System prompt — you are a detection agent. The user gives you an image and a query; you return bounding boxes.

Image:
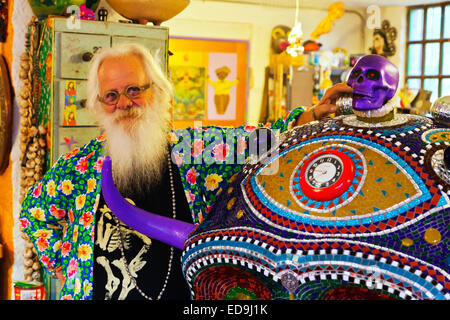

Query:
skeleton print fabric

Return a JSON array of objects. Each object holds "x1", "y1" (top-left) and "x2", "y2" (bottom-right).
[
  {"x1": 93, "y1": 197, "x2": 154, "y2": 300},
  {"x1": 92, "y1": 194, "x2": 190, "y2": 300}
]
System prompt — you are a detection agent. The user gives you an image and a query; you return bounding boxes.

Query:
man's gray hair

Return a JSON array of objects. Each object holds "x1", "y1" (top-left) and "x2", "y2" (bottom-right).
[{"x1": 86, "y1": 43, "x2": 173, "y2": 118}]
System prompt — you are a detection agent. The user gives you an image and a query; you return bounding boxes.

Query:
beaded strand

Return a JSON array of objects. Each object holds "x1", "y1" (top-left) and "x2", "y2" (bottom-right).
[{"x1": 114, "y1": 152, "x2": 176, "y2": 300}]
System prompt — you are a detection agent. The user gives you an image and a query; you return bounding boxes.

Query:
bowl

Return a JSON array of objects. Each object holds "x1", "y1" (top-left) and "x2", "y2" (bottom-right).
[{"x1": 106, "y1": 0, "x2": 190, "y2": 25}]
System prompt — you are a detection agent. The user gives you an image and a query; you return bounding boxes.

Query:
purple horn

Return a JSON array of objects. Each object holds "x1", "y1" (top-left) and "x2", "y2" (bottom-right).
[{"x1": 101, "y1": 156, "x2": 195, "y2": 250}]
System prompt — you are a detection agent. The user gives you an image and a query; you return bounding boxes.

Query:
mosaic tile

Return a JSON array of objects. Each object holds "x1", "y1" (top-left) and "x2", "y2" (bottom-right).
[{"x1": 182, "y1": 114, "x2": 450, "y2": 300}]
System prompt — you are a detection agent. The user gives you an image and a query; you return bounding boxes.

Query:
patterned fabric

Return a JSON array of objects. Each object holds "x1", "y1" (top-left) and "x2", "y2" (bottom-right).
[{"x1": 19, "y1": 107, "x2": 305, "y2": 300}]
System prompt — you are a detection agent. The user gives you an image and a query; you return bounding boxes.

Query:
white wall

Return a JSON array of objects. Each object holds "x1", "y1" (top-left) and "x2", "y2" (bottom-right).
[
  {"x1": 10, "y1": 0, "x2": 34, "y2": 298},
  {"x1": 364, "y1": 6, "x2": 408, "y2": 88},
  {"x1": 100, "y1": 0, "x2": 366, "y2": 125}
]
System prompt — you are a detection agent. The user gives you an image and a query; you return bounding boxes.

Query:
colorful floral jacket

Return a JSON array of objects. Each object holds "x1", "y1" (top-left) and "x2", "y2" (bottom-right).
[{"x1": 19, "y1": 108, "x2": 304, "y2": 300}]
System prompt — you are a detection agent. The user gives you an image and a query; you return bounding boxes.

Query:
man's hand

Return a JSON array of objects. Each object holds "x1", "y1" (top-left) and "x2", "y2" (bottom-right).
[{"x1": 295, "y1": 82, "x2": 352, "y2": 126}]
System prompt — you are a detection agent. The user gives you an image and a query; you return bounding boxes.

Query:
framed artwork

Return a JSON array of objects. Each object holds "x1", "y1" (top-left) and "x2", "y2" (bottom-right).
[
  {"x1": 0, "y1": 55, "x2": 12, "y2": 174},
  {"x1": 64, "y1": 80, "x2": 77, "y2": 126},
  {"x1": 59, "y1": 80, "x2": 93, "y2": 126},
  {"x1": 168, "y1": 36, "x2": 249, "y2": 129}
]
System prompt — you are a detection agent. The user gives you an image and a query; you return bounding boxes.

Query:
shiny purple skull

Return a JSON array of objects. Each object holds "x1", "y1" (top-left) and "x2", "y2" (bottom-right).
[{"x1": 347, "y1": 54, "x2": 399, "y2": 111}]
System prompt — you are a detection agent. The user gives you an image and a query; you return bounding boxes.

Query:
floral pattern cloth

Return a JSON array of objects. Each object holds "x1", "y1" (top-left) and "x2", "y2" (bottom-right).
[{"x1": 19, "y1": 107, "x2": 305, "y2": 300}]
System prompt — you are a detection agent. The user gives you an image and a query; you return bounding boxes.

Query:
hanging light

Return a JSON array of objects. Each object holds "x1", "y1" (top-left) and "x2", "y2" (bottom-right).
[{"x1": 286, "y1": 0, "x2": 304, "y2": 57}]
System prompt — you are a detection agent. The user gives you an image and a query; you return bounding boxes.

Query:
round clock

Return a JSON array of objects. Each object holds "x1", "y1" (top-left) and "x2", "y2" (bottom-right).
[
  {"x1": 0, "y1": 55, "x2": 12, "y2": 175},
  {"x1": 298, "y1": 149, "x2": 355, "y2": 201}
]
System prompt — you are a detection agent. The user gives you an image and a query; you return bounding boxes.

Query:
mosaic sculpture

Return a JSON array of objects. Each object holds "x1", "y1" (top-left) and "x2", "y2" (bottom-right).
[{"x1": 103, "y1": 54, "x2": 450, "y2": 300}]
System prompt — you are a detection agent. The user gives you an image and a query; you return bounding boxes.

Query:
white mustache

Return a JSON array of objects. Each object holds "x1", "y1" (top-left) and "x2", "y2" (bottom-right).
[
  {"x1": 100, "y1": 102, "x2": 170, "y2": 194},
  {"x1": 111, "y1": 106, "x2": 145, "y2": 122}
]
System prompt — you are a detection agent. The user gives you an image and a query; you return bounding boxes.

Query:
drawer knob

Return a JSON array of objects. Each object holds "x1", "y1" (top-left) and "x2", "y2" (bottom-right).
[
  {"x1": 82, "y1": 52, "x2": 94, "y2": 62},
  {"x1": 79, "y1": 99, "x2": 87, "y2": 109}
]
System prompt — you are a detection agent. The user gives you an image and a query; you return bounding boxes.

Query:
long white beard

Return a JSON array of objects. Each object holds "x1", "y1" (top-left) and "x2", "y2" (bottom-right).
[{"x1": 100, "y1": 103, "x2": 170, "y2": 194}]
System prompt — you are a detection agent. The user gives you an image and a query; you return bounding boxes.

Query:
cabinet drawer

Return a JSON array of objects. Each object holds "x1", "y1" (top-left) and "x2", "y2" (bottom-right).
[
  {"x1": 53, "y1": 126, "x2": 101, "y2": 163},
  {"x1": 56, "y1": 32, "x2": 110, "y2": 79},
  {"x1": 55, "y1": 80, "x2": 97, "y2": 126},
  {"x1": 112, "y1": 36, "x2": 167, "y2": 72}
]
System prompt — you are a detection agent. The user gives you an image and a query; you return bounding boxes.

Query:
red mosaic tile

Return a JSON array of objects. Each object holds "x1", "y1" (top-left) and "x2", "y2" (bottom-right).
[
  {"x1": 357, "y1": 225, "x2": 367, "y2": 233},
  {"x1": 341, "y1": 227, "x2": 350, "y2": 234},
  {"x1": 313, "y1": 226, "x2": 323, "y2": 233},
  {"x1": 349, "y1": 226, "x2": 358, "y2": 233},
  {"x1": 406, "y1": 211, "x2": 416, "y2": 220},
  {"x1": 387, "y1": 219, "x2": 397, "y2": 227}
]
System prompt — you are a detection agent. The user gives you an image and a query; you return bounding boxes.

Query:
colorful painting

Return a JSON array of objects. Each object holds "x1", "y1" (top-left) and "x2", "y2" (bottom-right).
[
  {"x1": 169, "y1": 37, "x2": 248, "y2": 129},
  {"x1": 64, "y1": 80, "x2": 77, "y2": 126},
  {"x1": 171, "y1": 64, "x2": 206, "y2": 121},
  {"x1": 207, "y1": 53, "x2": 239, "y2": 120}
]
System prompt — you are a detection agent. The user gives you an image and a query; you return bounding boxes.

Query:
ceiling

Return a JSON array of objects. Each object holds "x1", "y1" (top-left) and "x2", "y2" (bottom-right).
[{"x1": 201, "y1": 0, "x2": 447, "y2": 9}]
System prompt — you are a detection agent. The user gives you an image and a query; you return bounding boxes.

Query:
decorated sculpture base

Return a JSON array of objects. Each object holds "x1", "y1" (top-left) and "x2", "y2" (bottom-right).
[{"x1": 182, "y1": 113, "x2": 450, "y2": 300}]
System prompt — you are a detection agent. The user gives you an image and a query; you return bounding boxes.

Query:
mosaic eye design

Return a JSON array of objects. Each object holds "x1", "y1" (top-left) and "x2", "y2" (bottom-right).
[
  {"x1": 421, "y1": 128, "x2": 450, "y2": 144},
  {"x1": 243, "y1": 135, "x2": 437, "y2": 236}
]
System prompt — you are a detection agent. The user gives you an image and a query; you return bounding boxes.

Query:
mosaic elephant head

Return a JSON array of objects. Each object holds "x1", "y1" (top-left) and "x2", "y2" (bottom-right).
[{"x1": 102, "y1": 56, "x2": 450, "y2": 300}]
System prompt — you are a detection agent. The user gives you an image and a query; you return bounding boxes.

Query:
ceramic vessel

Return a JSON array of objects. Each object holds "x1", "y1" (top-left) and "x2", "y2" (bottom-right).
[{"x1": 106, "y1": 0, "x2": 190, "y2": 25}]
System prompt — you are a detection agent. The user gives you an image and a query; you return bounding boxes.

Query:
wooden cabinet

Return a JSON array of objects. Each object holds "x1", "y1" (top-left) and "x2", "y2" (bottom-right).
[
  {"x1": 36, "y1": 18, "x2": 168, "y2": 165},
  {"x1": 30, "y1": 18, "x2": 168, "y2": 300}
]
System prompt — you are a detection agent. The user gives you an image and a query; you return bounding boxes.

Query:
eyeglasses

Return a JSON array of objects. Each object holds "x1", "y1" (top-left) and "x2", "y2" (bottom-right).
[{"x1": 97, "y1": 83, "x2": 152, "y2": 105}]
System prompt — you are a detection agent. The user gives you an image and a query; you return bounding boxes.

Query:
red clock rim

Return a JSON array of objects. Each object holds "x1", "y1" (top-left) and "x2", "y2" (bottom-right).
[{"x1": 298, "y1": 149, "x2": 355, "y2": 202}]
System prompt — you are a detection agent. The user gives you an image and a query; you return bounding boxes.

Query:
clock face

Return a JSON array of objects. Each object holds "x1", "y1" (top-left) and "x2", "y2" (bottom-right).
[
  {"x1": 305, "y1": 154, "x2": 343, "y2": 188},
  {"x1": 298, "y1": 149, "x2": 355, "y2": 202}
]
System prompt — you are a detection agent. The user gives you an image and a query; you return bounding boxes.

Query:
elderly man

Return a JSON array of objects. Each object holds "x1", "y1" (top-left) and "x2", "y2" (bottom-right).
[{"x1": 20, "y1": 43, "x2": 351, "y2": 300}]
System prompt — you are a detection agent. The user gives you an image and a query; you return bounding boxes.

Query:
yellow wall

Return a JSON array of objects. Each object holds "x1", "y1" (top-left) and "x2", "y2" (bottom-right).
[{"x1": 0, "y1": 0, "x2": 15, "y2": 300}]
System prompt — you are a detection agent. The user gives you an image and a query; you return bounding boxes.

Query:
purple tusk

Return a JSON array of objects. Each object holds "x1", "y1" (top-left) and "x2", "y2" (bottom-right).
[{"x1": 101, "y1": 156, "x2": 195, "y2": 250}]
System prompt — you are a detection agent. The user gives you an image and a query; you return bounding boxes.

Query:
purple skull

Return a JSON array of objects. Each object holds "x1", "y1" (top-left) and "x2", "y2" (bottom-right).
[{"x1": 347, "y1": 54, "x2": 399, "y2": 111}]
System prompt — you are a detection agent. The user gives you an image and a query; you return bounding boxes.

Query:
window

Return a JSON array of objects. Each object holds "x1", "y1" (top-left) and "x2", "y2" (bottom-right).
[{"x1": 406, "y1": 2, "x2": 450, "y2": 102}]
